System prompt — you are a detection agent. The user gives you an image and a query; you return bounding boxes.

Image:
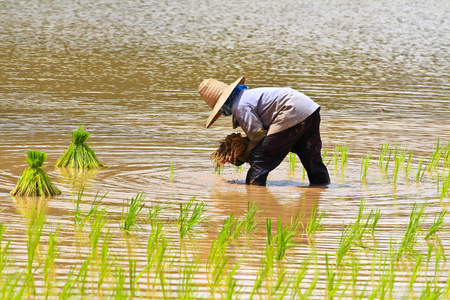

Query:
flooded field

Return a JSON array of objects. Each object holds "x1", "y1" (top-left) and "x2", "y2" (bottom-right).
[{"x1": 0, "y1": 0, "x2": 449, "y2": 298}]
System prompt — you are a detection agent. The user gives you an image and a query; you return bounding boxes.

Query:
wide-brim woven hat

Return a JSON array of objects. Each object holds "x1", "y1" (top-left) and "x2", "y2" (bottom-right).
[{"x1": 198, "y1": 76, "x2": 246, "y2": 128}]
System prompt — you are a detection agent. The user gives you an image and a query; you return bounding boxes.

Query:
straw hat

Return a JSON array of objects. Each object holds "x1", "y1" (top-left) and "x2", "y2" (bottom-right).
[{"x1": 198, "y1": 76, "x2": 246, "y2": 128}]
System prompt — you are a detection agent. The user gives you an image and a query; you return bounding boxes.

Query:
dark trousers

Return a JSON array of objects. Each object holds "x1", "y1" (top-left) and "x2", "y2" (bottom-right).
[{"x1": 246, "y1": 108, "x2": 330, "y2": 186}]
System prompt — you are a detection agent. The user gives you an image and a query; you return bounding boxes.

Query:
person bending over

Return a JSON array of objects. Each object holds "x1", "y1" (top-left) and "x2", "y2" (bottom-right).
[{"x1": 198, "y1": 76, "x2": 330, "y2": 186}]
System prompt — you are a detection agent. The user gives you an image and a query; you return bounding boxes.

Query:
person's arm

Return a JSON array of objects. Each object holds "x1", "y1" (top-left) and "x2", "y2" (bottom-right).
[
  {"x1": 232, "y1": 106, "x2": 267, "y2": 165},
  {"x1": 236, "y1": 128, "x2": 267, "y2": 162}
]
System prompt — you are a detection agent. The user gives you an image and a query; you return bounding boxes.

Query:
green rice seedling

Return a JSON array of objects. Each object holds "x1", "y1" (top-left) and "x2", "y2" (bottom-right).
[
  {"x1": 44, "y1": 226, "x2": 60, "y2": 299},
  {"x1": 0, "y1": 224, "x2": 11, "y2": 276},
  {"x1": 423, "y1": 242, "x2": 445, "y2": 298},
  {"x1": 270, "y1": 264, "x2": 290, "y2": 299},
  {"x1": 147, "y1": 222, "x2": 165, "y2": 261},
  {"x1": 153, "y1": 241, "x2": 174, "y2": 299},
  {"x1": 250, "y1": 235, "x2": 276, "y2": 299},
  {"x1": 341, "y1": 144, "x2": 348, "y2": 173},
  {"x1": 304, "y1": 252, "x2": 320, "y2": 299},
  {"x1": 335, "y1": 199, "x2": 375, "y2": 266},
  {"x1": 274, "y1": 211, "x2": 302, "y2": 261},
  {"x1": 135, "y1": 221, "x2": 165, "y2": 285},
  {"x1": 322, "y1": 151, "x2": 333, "y2": 167},
  {"x1": 85, "y1": 191, "x2": 108, "y2": 221},
  {"x1": 427, "y1": 137, "x2": 443, "y2": 172},
  {"x1": 386, "y1": 246, "x2": 397, "y2": 298},
  {"x1": 89, "y1": 211, "x2": 107, "y2": 256},
  {"x1": 170, "y1": 159, "x2": 174, "y2": 177},
  {"x1": 415, "y1": 158, "x2": 427, "y2": 182},
  {"x1": 333, "y1": 145, "x2": 340, "y2": 172},
  {"x1": 392, "y1": 153, "x2": 402, "y2": 185},
  {"x1": 179, "y1": 259, "x2": 199, "y2": 299},
  {"x1": 10, "y1": 150, "x2": 61, "y2": 197},
  {"x1": 73, "y1": 257, "x2": 91, "y2": 297},
  {"x1": 405, "y1": 150, "x2": 414, "y2": 179},
  {"x1": 110, "y1": 266, "x2": 128, "y2": 300},
  {"x1": 147, "y1": 203, "x2": 165, "y2": 222},
  {"x1": 369, "y1": 243, "x2": 395, "y2": 299},
  {"x1": 288, "y1": 152, "x2": 296, "y2": 173},
  {"x1": 325, "y1": 253, "x2": 343, "y2": 299},
  {"x1": 350, "y1": 199, "x2": 371, "y2": 242},
  {"x1": 147, "y1": 199, "x2": 171, "y2": 226},
  {"x1": 291, "y1": 253, "x2": 314, "y2": 299},
  {"x1": 72, "y1": 190, "x2": 84, "y2": 228},
  {"x1": 207, "y1": 218, "x2": 243, "y2": 294},
  {"x1": 360, "y1": 153, "x2": 372, "y2": 182},
  {"x1": 369, "y1": 209, "x2": 383, "y2": 235},
  {"x1": 129, "y1": 259, "x2": 137, "y2": 299},
  {"x1": 444, "y1": 255, "x2": 450, "y2": 298},
  {"x1": 58, "y1": 265, "x2": 77, "y2": 299},
  {"x1": 302, "y1": 167, "x2": 307, "y2": 180},
  {"x1": 335, "y1": 223, "x2": 356, "y2": 268},
  {"x1": 97, "y1": 230, "x2": 116, "y2": 294},
  {"x1": 347, "y1": 256, "x2": 361, "y2": 298},
  {"x1": 0, "y1": 272, "x2": 26, "y2": 300},
  {"x1": 26, "y1": 209, "x2": 46, "y2": 295},
  {"x1": 433, "y1": 238, "x2": 446, "y2": 281},
  {"x1": 424, "y1": 242, "x2": 433, "y2": 282},
  {"x1": 207, "y1": 242, "x2": 232, "y2": 296},
  {"x1": 306, "y1": 202, "x2": 326, "y2": 239},
  {"x1": 177, "y1": 196, "x2": 208, "y2": 238},
  {"x1": 425, "y1": 209, "x2": 447, "y2": 240},
  {"x1": 215, "y1": 165, "x2": 223, "y2": 175},
  {"x1": 419, "y1": 285, "x2": 443, "y2": 299},
  {"x1": 224, "y1": 263, "x2": 240, "y2": 300},
  {"x1": 207, "y1": 216, "x2": 240, "y2": 285},
  {"x1": 397, "y1": 202, "x2": 427, "y2": 261},
  {"x1": 55, "y1": 126, "x2": 107, "y2": 169},
  {"x1": 72, "y1": 188, "x2": 108, "y2": 229},
  {"x1": 235, "y1": 165, "x2": 242, "y2": 173},
  {"x1": 438, "y1": 170, "x2": 450, "y2": 201},
  {"x1": 136, "y1": 229, "x2": 167, "y2": 284},
  {"x1": 122, "y1": 192, "x2": 146, "y2": 234},
  {"x1": 266, "y1": 217, "x2": 272, "y2": 246},
  {"x1": 218, "y1": 202, "x2": 264, "y2": 240},
  {"x1": 407, "y1": 253, "x2": 423, "y2": 298},
  {"x1": 443, "y1": 141, "x2": 450, "y2": 169},
  {"x1": 241, "y1": 201, "x2": 264, "y2": 235},
  {"x1": 217, "y1": 213, "x2": 242, "y2": 242},
  {"x1": 378, "y1": 143, "x2": 391, "y2": 172}
]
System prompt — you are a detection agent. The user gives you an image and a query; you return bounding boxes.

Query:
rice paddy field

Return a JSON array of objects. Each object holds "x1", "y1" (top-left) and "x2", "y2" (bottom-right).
[{"x1": 0, "y1": 0, "x2": 449, "y2": 299}]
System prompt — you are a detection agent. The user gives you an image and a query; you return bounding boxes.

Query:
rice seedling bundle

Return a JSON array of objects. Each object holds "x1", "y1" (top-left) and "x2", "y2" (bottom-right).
[
  {"x1": 211, "y1": 133, "x2": 248, "y2": 170},
  {"x1": 10, "y1": 150, "x2": 61, "y2": 197},
  {"x1": 55, "y1": 126, "x2": 106, "y2": 169}
]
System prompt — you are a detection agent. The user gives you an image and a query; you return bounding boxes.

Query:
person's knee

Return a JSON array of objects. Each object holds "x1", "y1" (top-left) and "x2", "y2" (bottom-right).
[
  {"x1": 246, "y1": 170, "x2": 268, "y2": 186},
  {"x1": 309, "y1": 172, "x2": 330, "y2": 185}
]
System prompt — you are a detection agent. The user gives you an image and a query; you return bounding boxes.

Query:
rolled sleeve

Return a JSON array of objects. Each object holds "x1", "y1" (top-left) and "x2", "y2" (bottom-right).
[{"x1": 235, "y1": 105, "x2": 266, "y2": 142}]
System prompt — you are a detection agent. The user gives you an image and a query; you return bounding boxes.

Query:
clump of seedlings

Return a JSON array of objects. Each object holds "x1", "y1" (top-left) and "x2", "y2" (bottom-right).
[
  {"x1": 211, "y1": 133, "x2": 248, "y2": 170},
  {"x1": 10, "y1": 150, "x2": 61, "y2": 197},
  {"x1": 55, "y1": 126, "x2": 106, "y2": 169},
  {"x1": 360, "y1": 152, "x2": 372, "y2": 182}
]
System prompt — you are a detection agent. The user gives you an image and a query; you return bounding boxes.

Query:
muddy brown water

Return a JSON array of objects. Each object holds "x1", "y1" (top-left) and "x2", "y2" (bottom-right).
[{"x1": 0, "y1": 0, "x2": 449, "y2": 298}]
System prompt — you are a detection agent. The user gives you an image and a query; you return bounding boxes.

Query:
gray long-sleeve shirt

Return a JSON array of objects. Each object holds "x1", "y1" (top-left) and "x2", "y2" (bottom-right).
[{"x1": 231, "y1": 87, "x2": 320, "y2": 141}]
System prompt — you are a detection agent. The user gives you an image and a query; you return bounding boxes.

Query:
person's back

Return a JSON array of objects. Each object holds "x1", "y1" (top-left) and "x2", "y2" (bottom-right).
[{"x1": 233, "y1": 87, "x2": 320, "y2": 136}]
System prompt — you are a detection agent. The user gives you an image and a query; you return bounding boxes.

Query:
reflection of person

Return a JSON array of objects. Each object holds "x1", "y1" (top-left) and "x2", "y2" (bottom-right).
[
  {"x1": 198, "y1": 76, "x2": 330, "y2": 186},
  {"x1": 209, "y1": 185, "x2": 325, "y2": 239}
]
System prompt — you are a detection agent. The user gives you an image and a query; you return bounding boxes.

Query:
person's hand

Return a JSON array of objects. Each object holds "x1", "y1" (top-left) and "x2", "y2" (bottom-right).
[{"x1": 232, "y1": 129, "x2": 267, "y2": 166}]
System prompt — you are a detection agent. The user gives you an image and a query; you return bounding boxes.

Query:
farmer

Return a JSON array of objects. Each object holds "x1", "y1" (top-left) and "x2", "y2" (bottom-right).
[{"x1": 198, "y1": 76, "x2": 330, "y2": 186}]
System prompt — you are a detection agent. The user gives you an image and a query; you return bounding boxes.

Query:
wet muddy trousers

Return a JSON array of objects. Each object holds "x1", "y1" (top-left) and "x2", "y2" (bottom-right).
[{"x1": 245, "y1": 108, "x2": 330, "y2": 186}]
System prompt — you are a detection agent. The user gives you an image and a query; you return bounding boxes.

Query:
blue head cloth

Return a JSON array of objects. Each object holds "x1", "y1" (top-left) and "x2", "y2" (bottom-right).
[{"x1": 218, "y1": 84, "x2": 248, "y2": 128}]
